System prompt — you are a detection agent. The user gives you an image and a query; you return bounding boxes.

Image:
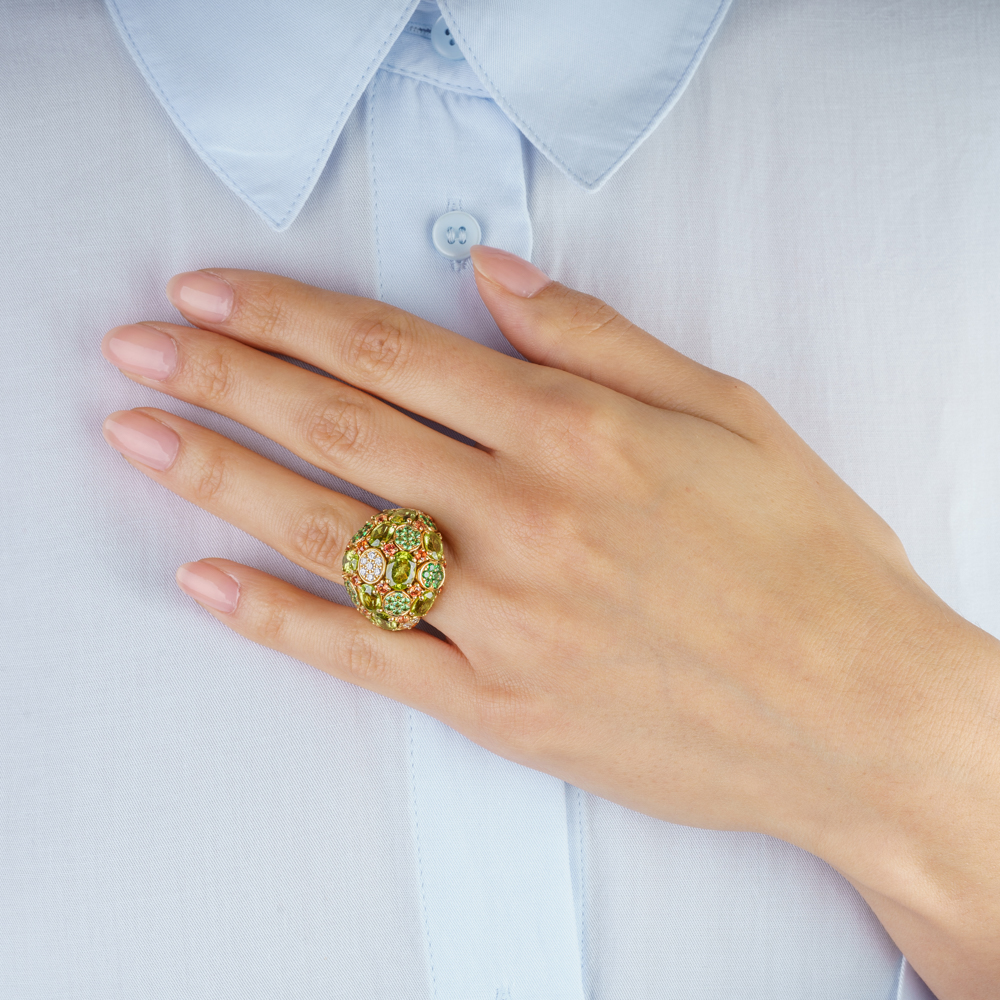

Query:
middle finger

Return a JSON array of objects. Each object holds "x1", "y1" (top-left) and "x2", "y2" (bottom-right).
[{"x1": 101, "y1": 321, "x2": 492, "y2": 518}]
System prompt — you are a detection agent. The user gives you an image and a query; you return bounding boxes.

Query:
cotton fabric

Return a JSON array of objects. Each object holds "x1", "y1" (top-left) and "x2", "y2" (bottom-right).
[{"x1": 2, "y1": 0, "x2": 995, "y2": 996}]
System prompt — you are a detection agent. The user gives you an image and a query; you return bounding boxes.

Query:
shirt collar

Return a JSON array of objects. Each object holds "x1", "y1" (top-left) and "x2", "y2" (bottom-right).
[{"x1": 105, "y1": 0, "x2": 732, "y2": 231}]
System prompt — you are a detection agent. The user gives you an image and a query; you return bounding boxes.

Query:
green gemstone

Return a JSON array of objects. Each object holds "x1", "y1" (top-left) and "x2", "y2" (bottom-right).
[
  {"x1": 370, "y1": 611, "x2": 398, "y2": 631},
  {"x1": 345, "y1": 581, "x2": 360, "y2": 608},
  {"x1": 393, "y1": 525, "x2": 421, "y2": 550},
  {"x1": 351, "y1": 522, "x2": 372, "y2": 543},
  {"x1": 383, "y1": 591, "x2": 412, "y2": 616},
  {"x1": 387, "y1": 551, "x2": 416, "y2": 590},
  {"x1": 419, "y1": 562, "x2": 444, "y2": 589},
  {"x1": 358, "y1": 584, "x2": 381, "y2": 611},
  {"x1": 422, "y1": 531, "x2": 443, "y2": 557},
  {"x1": 369, "y1": 522, "x2": 389, "y2": 544},
  {"x1": 412, "y1": 591, "x2": 436, "y2": 616},
  {"x1": 388, "y1": 511, "x2": 407, "y2": 524},
  {"x1": 342, "y1": 548, "x2": 359, "y2": 575}
]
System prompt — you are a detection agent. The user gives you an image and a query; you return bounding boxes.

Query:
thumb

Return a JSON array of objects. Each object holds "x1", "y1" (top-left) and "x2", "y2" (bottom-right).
[{"x1": 469, "y1": 245, "x2": 730, "y2": 417}]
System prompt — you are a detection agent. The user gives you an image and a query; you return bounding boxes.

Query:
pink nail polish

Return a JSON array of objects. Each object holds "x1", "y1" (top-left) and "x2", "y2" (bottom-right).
[
  {"x1": 165, "y1": 271, "x2": 234, "y2": 323},
  {"x1": 469, "y1": 245, "x2": 552, "y2": 297},
  {"x1": 102, "y1": 325, "x2": 177, "y2": 380},
  {"x1": 102, "y1": 410, "x2": 180, "y2": 471},
  {"x1": 176, "y1": 561, "x2": 241, "y2": 613}
]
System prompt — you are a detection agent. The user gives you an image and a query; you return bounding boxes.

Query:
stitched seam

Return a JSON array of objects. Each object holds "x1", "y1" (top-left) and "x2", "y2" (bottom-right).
[
  {"x1": 269, "y1": 5, "x2": 414, "y2": 228},
  {"x1": 408, "y1": 710, "x2": 438, "y2": 999},
  {"x1": 437, "y1": 0, "x2": 732, "y2": 188},
  {"x1": 104, "y1": 0, "x2": 420, "y2": 227},
  {"x1": 368, "y1": 72, "x2": 385, "y2": 302},
  {"x1": 895, "y1": 956, "x2": 908, "y2": 1000},
  {"x1": 380, "y1": 61, "x2": 491, "y2": 98},
  {"x1": 576, "y1": 786, "x2": 588, "y2": 994}
]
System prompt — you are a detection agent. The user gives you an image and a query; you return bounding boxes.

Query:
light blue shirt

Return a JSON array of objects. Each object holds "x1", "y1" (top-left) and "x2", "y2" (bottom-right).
[
  {"x1": 4, "y1": 0, "x2": 971, "y2": 995},
  {"x1": 105, "y1": 0, "x2": 733, "y2": 230}
]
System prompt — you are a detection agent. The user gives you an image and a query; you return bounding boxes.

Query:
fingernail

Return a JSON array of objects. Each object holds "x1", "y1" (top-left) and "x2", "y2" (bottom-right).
[
  {"x1": 102, "y1": 410, "x2": 180, "y2": 471},
  {"x1": 470, "y1": 245, "x2": 552, "y2": 297},
  {"x1": 101, "y1": 325, "x2": 177, "y2": 380},
  {"x1": 176, "y1": 561, "x2": 240, "y2": 613},
  {"x1": 166, "y1": 271, "x2": 234, "y2": 323}
]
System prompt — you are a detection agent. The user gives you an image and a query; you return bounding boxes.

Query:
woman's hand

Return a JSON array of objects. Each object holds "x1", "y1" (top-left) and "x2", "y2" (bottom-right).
[{"x1": 100, "y1": 247, "x2": 1000, "y2": 999}]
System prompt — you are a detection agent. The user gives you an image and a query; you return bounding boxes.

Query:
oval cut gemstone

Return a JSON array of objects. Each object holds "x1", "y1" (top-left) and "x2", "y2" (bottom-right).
[
  {"x1": 419, "y1": 562, "x2": 444, "y2": 589},
  {"x1": 412, "y1": 591, "x2": 436, "y2": 616},
  {"x1": 359, "y1": 584, "x2": 380, "y2": 611},
  {"x1": 393, "y1": 525, "x2": 421, "y2": 550},
  {"x1": 370, "y1": 611, "x2": 397, "y2": 630},
  {"x1": 358, "y1": 548, "x2": 386, "y2": 583},
  {"x1": 383, "y1": 591, "x2": 411, "y2": 616},
  {"x1": 423, "y1": 531, "x2": 443, "y2": 557},
  {"x1": 345, "y1": 581, "x2": 360, "y2": 608},
  {"x1": 342, "y1": 549, "x2": 359, "y2": 575},
  {"x1": 369, "y1": 522, "x2": 389, "y2": 544},
  {"x1": 387, "y1": 551, "x2": 416, "y2": 590}
]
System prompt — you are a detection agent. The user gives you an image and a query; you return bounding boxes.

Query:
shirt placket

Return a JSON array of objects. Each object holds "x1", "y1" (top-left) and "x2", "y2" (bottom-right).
[{"x1": 367, "y1": 15, "x2": 585, "y2": 1000}]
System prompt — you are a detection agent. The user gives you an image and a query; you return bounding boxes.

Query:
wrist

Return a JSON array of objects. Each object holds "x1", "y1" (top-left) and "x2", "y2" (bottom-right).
[{"x1": 810, "y1": 607, "x2": 1000, "y2": 996}]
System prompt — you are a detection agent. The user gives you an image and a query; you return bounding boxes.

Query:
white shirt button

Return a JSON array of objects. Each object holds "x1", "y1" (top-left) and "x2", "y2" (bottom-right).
[
  {"x1": 431, "y1": 211, "x2": 481, "y2": 260},
  {"x1": 431, "y1": 16, "x2": 465, "y2": 60}
]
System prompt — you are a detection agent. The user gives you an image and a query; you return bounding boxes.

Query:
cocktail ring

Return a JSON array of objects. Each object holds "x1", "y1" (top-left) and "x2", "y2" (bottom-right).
[{"x1": 341, "y1": 508, "x2": 447, "y2": 631}]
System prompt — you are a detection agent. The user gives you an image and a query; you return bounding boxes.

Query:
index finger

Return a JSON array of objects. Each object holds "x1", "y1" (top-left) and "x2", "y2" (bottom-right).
[{"x1": 165, "y1": 268, "x2": 551, "y2": 449}]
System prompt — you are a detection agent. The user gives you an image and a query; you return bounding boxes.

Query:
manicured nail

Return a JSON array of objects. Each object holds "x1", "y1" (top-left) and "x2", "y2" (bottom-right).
[
  {"x1": 470, "y1": 245, "x2": 552, "y2": 297},
  {"x1": 176, "y1": 561, "x2": 240, "y2": 613},
  {"x1": 101, "y1": 325, "x2": 177, "y2": 380},
  {"x1": 166, "y1": 271, "x2": 234, "y2": 323},
  {"x1": 102, "y1": 410, "x2": 180, "y2": 471}
]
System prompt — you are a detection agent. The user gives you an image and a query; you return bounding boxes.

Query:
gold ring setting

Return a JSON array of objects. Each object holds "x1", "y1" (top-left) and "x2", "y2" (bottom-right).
[{"x1": 341, "y1": 508, "x2": 447, "y2": 631}]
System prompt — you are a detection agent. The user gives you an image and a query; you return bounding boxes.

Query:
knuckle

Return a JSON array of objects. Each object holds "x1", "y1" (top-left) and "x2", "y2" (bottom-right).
[
  {"x1": 302, "y1": 395, "x2": 371, "y2": 466},
  {"x1": 338, "y1": 627, "x2": 390, "y2": 687},
  {"x1": 559, "y1": 290, "x2": 630, "y2": 341},
  {"x1": 290, "y1": 507, "x2": 349, "y2": 573},
  {"x1": 185, "y1": 347, "x2": 237, "y2": 406},
  {"x1": 237, "y1": 278, "x2": 290, "y2": 344},
  {"x1": 189, "y1": 446, "x2": 230, "y2": 504},
  {"x1": 343, "y1": 308, "x2": 413, "y2": 384},
  {"x1": 474, "y1": 691, "x2": 523, "y2": 748},
  {"x1": 530, "y1": 386, "x2": 619, "y2": 460},
  {"x1": 505, "y1": 497, "x2": 556, "y2": 549},
  {"x1": 724, "y1": 378, "x2": 777, "y2": 431},
  {"x1": 257, "y1": 592, "x2": 296, "y2": 645},
  {"x1": 473, "y1": 678, "x2": 555, "y2": 756},
  {"x1": 727, "y1": 378, "x2": 766, "y2": 409}
]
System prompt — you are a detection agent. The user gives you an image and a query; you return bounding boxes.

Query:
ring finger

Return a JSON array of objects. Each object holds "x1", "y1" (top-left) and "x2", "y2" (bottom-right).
[{"x1": 100, "y1": 406, "x2": 462, "y2": 630}]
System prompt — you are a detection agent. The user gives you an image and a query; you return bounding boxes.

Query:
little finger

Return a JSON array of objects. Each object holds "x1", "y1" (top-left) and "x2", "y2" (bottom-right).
[{"x1": 175, "y1": 558, "x2": 475, "y2": 723}]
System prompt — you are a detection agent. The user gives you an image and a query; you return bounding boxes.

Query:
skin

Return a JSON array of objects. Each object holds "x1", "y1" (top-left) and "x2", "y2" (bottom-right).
[{"x1": 100, "y1": 249, "x2": 1000, "y2": 999}]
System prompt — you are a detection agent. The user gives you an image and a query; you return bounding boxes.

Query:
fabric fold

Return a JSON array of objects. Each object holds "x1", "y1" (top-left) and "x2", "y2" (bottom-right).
[
  {"x1": 439, "y1": 0, "x2": 734, "y2": 191},
  {"x1": 104, "y1": 0, "x2": 419, "y2": 230},
  {"x1": 104, "y1": 0, "x2": 732, "y2": 229}
]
